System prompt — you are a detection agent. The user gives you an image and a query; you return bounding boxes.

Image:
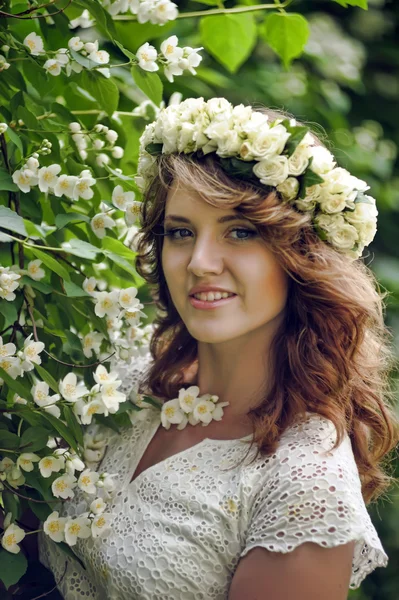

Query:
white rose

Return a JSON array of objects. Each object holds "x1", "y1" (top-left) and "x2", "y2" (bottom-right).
[
  {"x1": 309, "y1": 146, "x2": 336, "y2": 174},
  {"x1": 253, "y1": 155, "x2": 289, "y2": 187},
  {"x1": 241, "y1": 124, "x2": 289, "y2": 161},
  {"x1": 344, "y1": 197, "x2": 378, "y2": 225},
  {"x1": 318, "y1": 191, "x2": 348, "y2": 214},
  {"x1": 277, "y1": 177, "x2": 300, "y2": 201},
  {"x1": 287, "y1": 144, "x2": 311, "y2": 176}
]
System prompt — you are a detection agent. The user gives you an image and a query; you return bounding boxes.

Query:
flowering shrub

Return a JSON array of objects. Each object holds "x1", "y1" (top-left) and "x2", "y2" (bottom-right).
[{"x1": 0, "y1": 0, "x2": 369, "y2": 592}]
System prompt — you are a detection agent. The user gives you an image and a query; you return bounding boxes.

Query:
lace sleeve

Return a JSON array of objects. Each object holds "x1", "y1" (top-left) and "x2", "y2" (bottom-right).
[{"x1": 241, "y1": 415, "x2": 388, "y2": 589}]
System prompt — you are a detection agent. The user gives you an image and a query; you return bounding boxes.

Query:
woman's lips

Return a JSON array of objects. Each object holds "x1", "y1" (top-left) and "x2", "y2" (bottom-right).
[{"x1": 188, "y1": 294, "x2": 237, "y2": 310}]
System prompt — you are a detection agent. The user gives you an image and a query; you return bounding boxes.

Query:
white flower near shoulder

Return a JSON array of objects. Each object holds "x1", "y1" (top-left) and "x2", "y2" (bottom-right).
[
  {"x1": 178, "y1": 386, "x2": 200, "y2": 413},
  {"x1": 192, "y1": 397, "x2": 216, "y2": 425},
  {"x1": 93, "y1": 290, "x2": 120, "y2": 318},
  {"x1": 23, "y1": 32, "x2": 44, "y2": 56},
  {"x1": 0, "y1": 336, "x2": 16, "y2": 358},
  {"x1": 12, "y1": 168, "x2": 37, "y2": 193},
  {"x1": 124, "y1": 201, "x2": 142, "y2": 226},
  {"x1": 118, "y1": 286, "x2": 139, "y2": 310},
  {"x1": 59, "y1": 372, "x2": 88, "y2": 403},
  {"x1": 91, "y1": 213, "x2": 116, "y2": 239},
  {"x1": 54, "y1": 175, "x2": 78, "y2": 199},
  {"x1": 39, "y1": 455, "x2": 64, "y2": 478},
  {"x1": 91, "y1": 512, "x2": 112, "y2": 538},
  {"x1": 82, "y1": 331, "x2": 103, "y2": 358},
  {"x1": 80, "y1": 398, "x2": 106, "y2": 425},
  {"x1": 18, "y1": 333, "x2": 45, "y2": 371},
  {"x1": 43, "y1": 59, "x2": 62, "y2": 77},
  {"x1": 210, "y1": 401, "x2": 229, "y2": 421},
  {"x1": 1, "y1": 523, "x2": 25, "y2": 554},
  {"x1": 52, "y1": 473, "x2": 77, "y2": 499},
  {"x1": 64, "y1": 515, "x2": 91, "y2": 546},
  {"x1": 27, "y1": 259, "x2": 45, "y2": 281},
  {"x1": 38, "y1": 164, "x2": 61, "y2": 193},
  {"x1": 16, "y1": 452, "x2": 40, "y2": 472},
  {"x1": 43, "y1": 511, "x2": 66, "y2": 543},
  {"x1": 93, "y1": 364, "x2": 119, "y2": 385},
  {"x1": 65, "y1": 453, "x2": 85, "y2": 476},
  {"x1": 112, "y1": 185, "x2": 135, "y2": 211},
  {"x1": 101, "y1": 380, "x2": 126, "y2": 413},
  {"x1": 97, "y1": 472, "x2": 117, "y2": 495},
  {"x1": 90, "y1": 497, "x2": 106, "y2": 515},
  {"x1": 253, "y1": 155, "x2": 289, "y2": 186},
  {"x1": 83, "y1": 277, "x2": 98, "y2": 295},
  {"x1": 78, "y1": 468, "x2": 99, "y2": 494},
  {"x1": 136, "y1": 42, "x2": 158, "y2": 72},
  {"x1": 73, "y1": 174, "x2": 96, "y2": 200},
  {"x1": 161, "y1": 398, "x2": 186, "y2": 429},
  {"x1": 277, "y1": 177, "x2": 300, "y2": 201}
]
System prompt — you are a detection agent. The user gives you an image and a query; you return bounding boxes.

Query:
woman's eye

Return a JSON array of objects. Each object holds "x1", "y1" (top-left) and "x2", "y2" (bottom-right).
[{"x1": 163, "y1": 227, "x2": 257, "y2": 241}]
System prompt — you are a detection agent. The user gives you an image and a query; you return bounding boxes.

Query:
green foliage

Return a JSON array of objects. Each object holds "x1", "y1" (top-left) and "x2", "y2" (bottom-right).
[{"x1": 262, "y1": 13, "x2": 310, "y2": 68}]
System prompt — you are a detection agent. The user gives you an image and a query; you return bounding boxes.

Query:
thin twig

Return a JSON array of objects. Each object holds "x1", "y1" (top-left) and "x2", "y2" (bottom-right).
[
  {"x1": 3, "y1": 483, "x2": 61, "y2": 504},
  {"x1": 0, "y1": 0, "x2": 73, "y2": 19}
]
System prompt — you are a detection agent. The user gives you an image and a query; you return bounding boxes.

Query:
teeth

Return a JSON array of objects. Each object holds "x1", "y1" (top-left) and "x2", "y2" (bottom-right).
[{"x1": 193, "y1": 291, "x2": 234, "y2": 302}]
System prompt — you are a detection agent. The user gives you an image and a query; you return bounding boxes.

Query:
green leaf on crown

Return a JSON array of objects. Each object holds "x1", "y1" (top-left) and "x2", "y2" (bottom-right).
[
  {"x1": 354, "y1": 191, "x2": 373, "y2": 204},
  {"x1": 145, "y1": 143, "x2": 163, "y2": 155},
  {"x1": 298, "y1": 167, "x2": 324, "y2": 199},
  {"x1": 281, "y1": 119, "x2": 309, "y2": 157}
]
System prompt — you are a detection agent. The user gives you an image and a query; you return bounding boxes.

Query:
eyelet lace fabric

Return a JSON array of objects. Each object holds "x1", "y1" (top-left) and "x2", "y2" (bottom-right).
[{"x1": 39, "y1": 353, "x2": 388, "y2": 599}]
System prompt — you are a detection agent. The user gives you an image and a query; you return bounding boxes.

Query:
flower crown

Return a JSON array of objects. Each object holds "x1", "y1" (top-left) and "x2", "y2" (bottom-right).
[{"x1": 136, "y1": 97, "x2": 378, "y2": 260}]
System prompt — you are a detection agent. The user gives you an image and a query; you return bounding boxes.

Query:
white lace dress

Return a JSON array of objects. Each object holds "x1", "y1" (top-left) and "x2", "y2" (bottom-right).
[{"x1": 39, "y1": 354, "x2": 388, "y2": 599}]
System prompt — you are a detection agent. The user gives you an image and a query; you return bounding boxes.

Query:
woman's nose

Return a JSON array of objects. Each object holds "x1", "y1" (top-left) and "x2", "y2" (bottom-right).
[{"x1": 187, "y1": 235, "x2": 224, "y2": 277}]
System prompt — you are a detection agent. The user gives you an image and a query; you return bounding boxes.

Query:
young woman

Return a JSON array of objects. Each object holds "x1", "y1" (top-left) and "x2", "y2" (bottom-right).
[{"x1": 40, "y1": 98, "x2": 399, "y2": 599}]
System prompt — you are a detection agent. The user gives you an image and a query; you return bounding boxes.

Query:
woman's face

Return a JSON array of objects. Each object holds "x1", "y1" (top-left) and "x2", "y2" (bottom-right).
[{"x1": 161, "y1": 180, "x2": 289, "y2": 346}]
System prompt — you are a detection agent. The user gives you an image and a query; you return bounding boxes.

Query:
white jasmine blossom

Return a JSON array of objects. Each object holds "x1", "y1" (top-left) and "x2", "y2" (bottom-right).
[
  {"x1": 82, "y1": 331, "x2": 103, "y2": 358},
  {"x1": 17, "y1": 453, "x2": 40, "y2": 472},
  {"x1": 52, "y1": 473, "x2": 77, "y2": 499},
  {"x1": 73, "y1": 175, "x2": 96, "y2": 200},
  {"x1": 91, "y1": 213, "x2": 116, "y2": 238},
  {"x1": 1, "y1": 523, "x2": 25, "y2": 554},
  {"x1": 78, "y1": 468, "x2": 99, "y2": 494},
  {"x1": 23, "y1": 32, "x2": 44, "y2": 56},
  {"x1": 100, "y1": 380, "x2": 126, "y2": 413},
  {"x1": 18, "y1": 333, "x2": 45, "y2": 371},
  {"x1": 93, "y1": 290, "x2": 120, "y2": 318},
  {"x1": 111, "y1": 146, "x2": 124, "y2": 159},
  {"x1": 0, "y1": 336, "x2": 16, "y2": 358},
  {"x1": 12, "y1": 168, "x2": 38, "y2": 193},
  {"x1": 124, "y1": 201, "x2": 142, "y2": 226},
  {"x1": 136, "y1": 42, "x2": 158, "y2": 72},
  {"x1": 68, "y1": 9, "x2": 95, "y2": 29},
  {"x1": 27, "y1": 259, "x2": 45, "y2": 281},
  {"x1": 91, "y1": 512, "x2": 111, "y2": 538},
  {"x1": 39, "y1": 455, "x2": 64, "y2": 478},
  {"x1": 178, "y1": 386, "x2": 200, "y2": 413},
  {"x1": 90, "y1": 497, "x2": 106, "y2": 515},
  {"x1": 161, "y1": 398, "x2": 186, "y2": 429},
  {"x1": 83, "y1": 277, "x2": 98, "y2": 295},
  {"x1": 43, "y1": 511, "x2": 66, "y2": 543},
  {"x1": 38, "y1": 164, "x2": 61, "y2": 193},
  {"x1": 93, "y1": 364, "x2": 119, "y2": 384},
  {"x1": 118, "y1": 286, "x2": 139, "y2": 309},
  {"x1": 0, "y1": 356, "x2": 23, "y2": 379},
  {"x1": 54, "y1": 174, "x2": 79, "y2": 199},
  {"x1": 59, "y1": 372, "x2": 88, "y2": 402},
  {"x1": 112, "y1": 185, "x2": 135, "y2": 211},
  {"x1": 80, "y1": 398, "x2": 106, "y2": 424},
  {"x1": 64, "y1": 515, "x2": 91, "y2": 546}
]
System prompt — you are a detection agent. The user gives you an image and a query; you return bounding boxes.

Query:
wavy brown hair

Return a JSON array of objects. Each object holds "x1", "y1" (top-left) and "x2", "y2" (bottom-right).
[{"x1": 135, "y1": 111, "x2": 399, "y2": 505}]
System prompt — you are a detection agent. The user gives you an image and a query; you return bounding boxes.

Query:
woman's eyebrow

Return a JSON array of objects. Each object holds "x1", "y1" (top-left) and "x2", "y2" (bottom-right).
[{"x1": 164, "y1": 214, "x2": 251, "y2": 224}]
